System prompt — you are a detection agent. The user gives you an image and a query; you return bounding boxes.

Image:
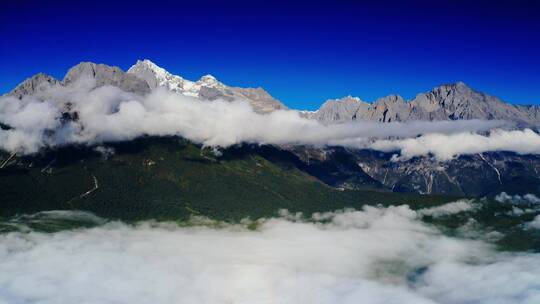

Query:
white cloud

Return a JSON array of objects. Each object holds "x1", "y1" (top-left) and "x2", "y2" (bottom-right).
[
  {"x1": 0, "y1": 206, "x2": 539, "y2": 304},
  {"x1": 418, "y1": 199, "x2": 478, "y2": 217},
  {"x1": 495, "y1": 192, "x2": 540, "y2": 206},
  {"x1": 0, "y1": 80, "x2": 536, "y2": 161},
  {"x1": 493, "y1": 192, "x2": 540, "y2": 217},
  {"x1": 370, "y1": 129, "x2": 540, "y2": 161},
  {"x1": 526, "y1": 215, "x2": 540, "y2": 229}
]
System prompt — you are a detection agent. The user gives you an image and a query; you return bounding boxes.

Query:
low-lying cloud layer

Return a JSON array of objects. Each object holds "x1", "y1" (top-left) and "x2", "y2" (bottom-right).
[
  {"x1": 1, "y1": 79, "x2": 539, "y2": 160},
  {"x1": 371, "y1": 129, "x2": 540, "y2": 160},
  {"x1": 496, "y1": 192, "x2": 540, "y2": 205},
  {"x1": 0, "y1": 205, "x2": 539, "y2": 304},
  {"x1": 494, "y1": 192, "x2": 540, "y2": 217},
  {"x1": 417, "y1": 199, "x2": 478, "y2": 217}
]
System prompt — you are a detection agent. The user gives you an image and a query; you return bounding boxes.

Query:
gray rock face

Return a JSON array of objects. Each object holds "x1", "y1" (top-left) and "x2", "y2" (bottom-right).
[
  {"x1": 63, "y1": 62, "x2": 150, "y2": 94},
  {"x1": 228, "y1": 87, "x2": 287, "y2": 113},
  {"x1": 353, "y1": 149, "x2": 540, "y2": 196},
  {"x1": 286, "y1": 146, "x2": 540, "y2": 196},
  {"x1": 198, "y1": 86, "x2": 234, "y2": 101},
  {"x1": 314, "y1": 82, "x2": 540, "y2": 126},
  {"x1": 310, "y1": 96, "x2": 369, "y2": 123},
  {"x1": 8, "y1": 73, "x2": 60, "y2": 99},
  {"x1": 9, "y1": 62, "x2": 151, "y2": 99},
  {"x1": 127, "y1": 59, "x2": 287, "y2": 113},
  {"x1": 516, "y1": 104, "x2": 540, "y2": 122},
  {"x1": 410, "y1": 82, "x2": 534, "y2": 124},
  {"x1": 359, "y1": 95, "x2": 411, "y2": 122}
]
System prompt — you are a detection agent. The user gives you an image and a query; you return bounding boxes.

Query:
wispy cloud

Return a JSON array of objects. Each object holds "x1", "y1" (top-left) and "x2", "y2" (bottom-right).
[
  {"x1": 417, "y1": 199, "x2": 478, "y2": 217},
  {"x1": 1, "y1": 79, "x2": 535, "y2": 161},
  {"x1": 370, "y1": 129, "x2": 540, "y2": 160}
]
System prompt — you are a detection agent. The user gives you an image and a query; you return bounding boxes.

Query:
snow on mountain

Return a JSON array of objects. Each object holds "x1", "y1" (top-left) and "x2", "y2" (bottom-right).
[
  {"x1": 127, "y1": 59, "x2": 286, "y2": 113},
  {"x1": 126, "y1": 59, "x2": 192, "y2": 94}
]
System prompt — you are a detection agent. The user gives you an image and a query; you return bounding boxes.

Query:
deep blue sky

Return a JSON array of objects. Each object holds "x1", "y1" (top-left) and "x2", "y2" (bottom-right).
[{"x1": 1, "y1": 0, "x2": 539, "y2": 110}]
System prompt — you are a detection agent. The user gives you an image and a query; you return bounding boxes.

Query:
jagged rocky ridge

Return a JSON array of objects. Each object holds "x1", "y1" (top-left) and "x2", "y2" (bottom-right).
[
  {"x1": 8, "y1": 59, "x2": 539, "y2": 126},
  {"x1": 7, "y1": 60, "x2": 286, "y2": 114},
  {"x1": 127, "y1": 59, "x2": 287, "y2": 113},
  {"x1": 2, "y1": 60, "x2": 540, "y2": 196},
  {"x1": 307, "y1": 82, "x2": 540, "y2": 127}
]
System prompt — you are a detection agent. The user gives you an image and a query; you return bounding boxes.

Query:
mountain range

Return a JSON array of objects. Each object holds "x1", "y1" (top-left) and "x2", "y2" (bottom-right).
[
  {"x1": 7, "y1": 59, "x2": 540, "y2": 127},
  {"x1": 306, "y1": 82, "x2": 540, "y2": 127},
  {"x1": 1, "y1": 59, "x2": 540, "y2": 201}
]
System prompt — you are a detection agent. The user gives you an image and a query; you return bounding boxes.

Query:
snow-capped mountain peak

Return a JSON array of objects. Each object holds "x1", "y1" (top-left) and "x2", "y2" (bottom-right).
[
  {"x1": 132, "y1": 59, "x2": 165, "y2": 75},
  {"x1": 127, "y1": 60, "x2": 227, "y2": 95},
  {"x1": 127, "y1": 59, "x2": 195, "y2": 94},
  {"x1": 200, "y1": 74, "x2": 217, "y2": 81},
  {"x1": 127, "y1": 60, "x2": 286, "y2": 113},
  {"x1": 194, "y1": 74, "x2": 225, "y2": 90}
]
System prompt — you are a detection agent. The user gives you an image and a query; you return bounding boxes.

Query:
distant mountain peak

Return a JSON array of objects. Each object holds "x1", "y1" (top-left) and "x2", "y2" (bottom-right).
[
  {"x1": 332, "y1": 95, "x2": 363, "y2": 103},
  {"x1": 126, "y1": 60, "x2": 285, "y2": 113},
  {"x1": 197, "y1": 74, "x2": 223, "y2": 88},
  {"x1": 63, "y1": 61, "x2": 150, "y2": 94},
  {"x1": 138, "y1": 58, "x2": 160, "y2": 67},
  {"x1": 130, "y1": 59, "x2": 170, "y2": 76},
  {"x1": 314, "y1": 82, "x2": 539, "y2": 125},
  {"x1": 433, "y1": 81, "x2": 473, "y2": 93},
  {"x1": 200, "y1": 74, "x2": 217, "y2": 80},
  {"x1": 127, "y1": 59, "x2": 198, "y2": 95},
  {"x1": 7, "y1": 60, "x2": 537, "y2": 125},
  {"x1": 8, "y1": 73, "x2": 59, "y2": 99},
  {"x1": 129, "y1": 59, "x2": 181, "y2": 79}
]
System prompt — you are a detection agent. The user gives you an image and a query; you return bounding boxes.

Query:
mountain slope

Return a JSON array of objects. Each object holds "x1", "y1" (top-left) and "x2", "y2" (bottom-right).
[
  {"x1": 2, "y1": 137, "x2": 539, "y2": 253},
  {"x1": 353, "y1": 149, "x2": 540, "y2": 196},
  {"x1": 0, "y1": 137, "x2": 446, "y2": 221}
]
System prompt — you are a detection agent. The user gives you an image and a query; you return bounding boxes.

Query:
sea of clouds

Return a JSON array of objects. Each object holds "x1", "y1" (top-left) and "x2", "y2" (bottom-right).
[
  {"x1": 0, "y1": 203, "x2": 539, "y2": 304},
  {"x1": 1, "y1": 78, "x2": 540, "y2": 160}
]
